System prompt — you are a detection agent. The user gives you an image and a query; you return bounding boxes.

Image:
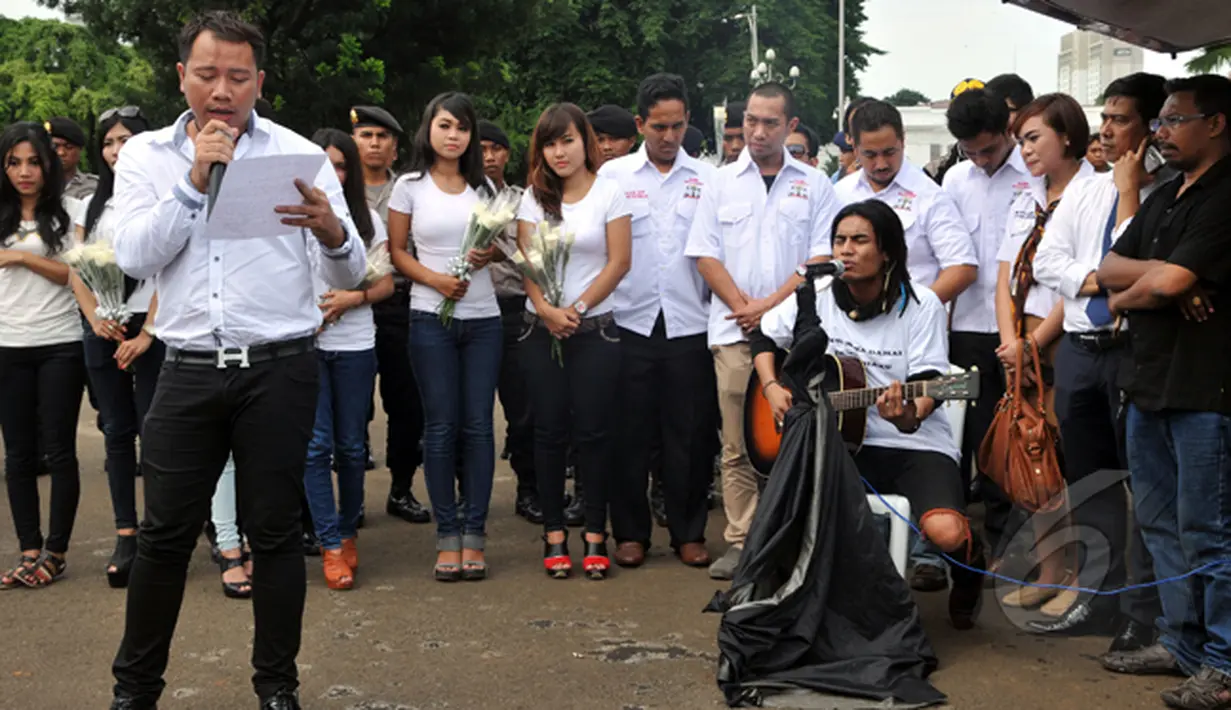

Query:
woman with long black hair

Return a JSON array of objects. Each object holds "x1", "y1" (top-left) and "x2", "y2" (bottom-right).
[
  {"x1": 303, "y1": 128, "x2": 392, "y2": 590},
  {"x1": 387, "y1": 92, "x2": 503, "y2": 582},
  {"x1": 70, "y1": 106, "x2": 164, "y2": 588},
  {"x1": 0, "y1": 121, "x2": 85, "y2": 590},
  {"x1": 516, "y1": 103, "x2": 631, "y2": 580}
]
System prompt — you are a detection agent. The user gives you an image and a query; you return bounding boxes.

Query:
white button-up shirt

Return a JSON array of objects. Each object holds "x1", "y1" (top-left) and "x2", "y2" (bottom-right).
[
  {"x1": 112, "y1": 111, "x2": 365, "y2": 351},
  {"x1": 685, "y1": 147, "x2": 840, "y2": 347},
  {"x1": 1032, "y1": 170, "x2": 1170, "y2": 334},
  {"x1": 599, "y1": 145, "x2": 716, "y2": 338},
  {"x1": 834, "y1": 159, "x2": 976, "y2": 291},
  {"x1": 943, "y1": 149, "x2": 1040, "y2": 333}
]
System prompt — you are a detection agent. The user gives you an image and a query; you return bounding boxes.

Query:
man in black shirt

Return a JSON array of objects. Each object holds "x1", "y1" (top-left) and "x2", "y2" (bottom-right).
[{"x1": 1097, "y1": 75, "x2": 1231, "y2": 710}]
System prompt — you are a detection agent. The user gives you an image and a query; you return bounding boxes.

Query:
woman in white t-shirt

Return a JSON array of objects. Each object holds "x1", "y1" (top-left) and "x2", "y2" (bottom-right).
[
  {"x1": 0, "y1": 122, "x2": 86, "y2": 590},
  {"x1": 70, "y1": 107, "x2": 163, "y2": 590},
  {"x1": 516, "y1": 103, "x2": 631, "y2": 580},
  {"x1": 388, "y1": 92, "x2": 503, "y2": 582},
  {"x1": 303, "y1": 129, "x2": 394, "y2": 591},
  {"x1": 993, "y1": 94, "x2": 1091, "y2": 611}
]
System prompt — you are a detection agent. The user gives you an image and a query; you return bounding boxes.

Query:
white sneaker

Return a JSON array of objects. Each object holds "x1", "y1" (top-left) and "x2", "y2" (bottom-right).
[{"x1": 708, "y1": 545, "x2": 742, "y2": 580}]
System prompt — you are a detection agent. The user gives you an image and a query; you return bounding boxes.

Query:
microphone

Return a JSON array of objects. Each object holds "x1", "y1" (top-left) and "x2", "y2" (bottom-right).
[
  {"x1": 207, "y1": 162, "x2": 226, "y2": 218},
  {"x1": 804, "y1": 260, "x2": 845, "y2": 281}
]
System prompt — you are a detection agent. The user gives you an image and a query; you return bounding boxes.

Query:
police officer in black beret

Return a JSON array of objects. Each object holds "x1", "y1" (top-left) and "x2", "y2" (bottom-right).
[
  {"x1": 587, "y1": 104, "x2": 638, "y2": 166},
  {"x1": 350, "y1": 105, "x2": 431, "y2": 525},
  {"x1": 46, "y1": 116, "x2": 98, "y2": 201}
]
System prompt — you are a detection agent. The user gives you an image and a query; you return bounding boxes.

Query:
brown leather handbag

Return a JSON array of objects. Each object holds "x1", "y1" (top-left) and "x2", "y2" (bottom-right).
[{"x1": 978, "y1": 337, "x2": 1065, "y2": 513}]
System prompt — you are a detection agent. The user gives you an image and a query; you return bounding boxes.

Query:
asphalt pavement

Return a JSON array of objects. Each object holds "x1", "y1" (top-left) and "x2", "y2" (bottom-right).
[{"x1": 0, "y1": 402, "x2": 1170, "y2": 709}]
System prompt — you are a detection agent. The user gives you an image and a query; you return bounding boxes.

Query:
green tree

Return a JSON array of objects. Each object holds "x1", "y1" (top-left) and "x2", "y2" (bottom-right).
[
  {"x1": 884, "y1": 88, "x2": 930, "y2": 107},
  {"x1": 40, "y1": 0, "x2": 538, "y2": 135},
  {"x1": 0, "y1": 17, "x2": 155, "y2": 137},
  {"x1": 1186, "y1": 45, "x2": 1231, "y2": 74}
]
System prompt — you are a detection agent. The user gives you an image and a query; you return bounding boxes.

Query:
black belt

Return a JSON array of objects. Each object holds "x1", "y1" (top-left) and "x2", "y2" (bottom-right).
[
  {"x1": 1069, "y1": 330, "x2": 1126, "y2": 353},
  {"x1": 166, "y1": 336, "x2": 315, "y2": 369}
]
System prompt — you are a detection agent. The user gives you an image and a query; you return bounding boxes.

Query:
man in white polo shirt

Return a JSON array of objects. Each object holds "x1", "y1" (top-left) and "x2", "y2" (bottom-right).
[
  {"x1": 685, "y1": 81, "x2": 839, "y2": 580},
  {"x1": 601, "y1": 73, "x2": 717, "y2": 569},
  {"x1": 942, "y1": 88, "x2": 1041, "y2": 564}
]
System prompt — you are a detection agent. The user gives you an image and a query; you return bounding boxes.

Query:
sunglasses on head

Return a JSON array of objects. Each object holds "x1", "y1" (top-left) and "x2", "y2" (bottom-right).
[{"x1": 100, "y1": 106, "x2": 144, "y2": 123}]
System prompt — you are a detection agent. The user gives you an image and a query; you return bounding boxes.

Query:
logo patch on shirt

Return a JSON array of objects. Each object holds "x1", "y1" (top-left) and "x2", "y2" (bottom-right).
[
  {"x1": 892, "y1": 190, "x2": 917, "y2": 212},
  {"x1": 787, "y1": 179, "x2": 809, "y2": 199},
  {"x1": 625, "y1": 189, "x2": 649, "y2": 201},
  {"x1": 683, "y1": 183, "x2": 702, "y2": 200}
]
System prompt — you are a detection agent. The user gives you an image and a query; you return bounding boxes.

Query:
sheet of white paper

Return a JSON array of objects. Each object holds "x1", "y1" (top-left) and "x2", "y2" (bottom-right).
[{"x1": 203, "y1": 153, "x2": 327, "y2": 240}]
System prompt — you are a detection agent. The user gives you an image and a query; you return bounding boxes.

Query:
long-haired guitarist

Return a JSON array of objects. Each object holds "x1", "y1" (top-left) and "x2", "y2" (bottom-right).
[{"x1": 750, "y1": 199, "x2": 986, "y2": 630}]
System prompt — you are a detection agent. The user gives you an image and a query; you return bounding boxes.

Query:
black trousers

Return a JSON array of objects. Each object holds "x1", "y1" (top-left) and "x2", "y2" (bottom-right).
[
  {"x1": 1053, "y1": 336, "x2": 1160, "y2": 623},
  {"x1": 611, "y1": 316, "x2": 713, "y2": 548},
  {"x1": 112, "y1": 351, "x2": 318, "y2": 703},
  {"x1": 373, "y1": 283, "x2": 424, "y2": 496},
  {"x1": 498, "y1": 296, "x2": 536, "y2": 498},
  {"x1": 0, "y1": 341, "x2": 85, "y2": 554},
  {"x1": 949, "y1": 331, "x2": 1019, "y2": 556},
  {"x1": 521, "y1": 318, "x2": 622, "y2": 534}
]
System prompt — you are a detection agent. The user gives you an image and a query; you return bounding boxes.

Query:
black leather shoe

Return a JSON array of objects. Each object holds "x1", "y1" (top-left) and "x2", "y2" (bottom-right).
[
  {"x1": 387, "y1": 493, "x2": 430, "y2": 524},
  {"x1": 110, "y1": 695, "x2": 156, "y2": 710},
  {"x1": 1108, "y1": 617, "x2": 1158, "y2": 653},
  {"x1": 564, "y1": 494, "x2": 585, "y2": 527},
  {"x1": 515, "y1": 495, "x2": 545, "y2": 524},
  {"x1": 1027, "y1": 601, "x2": 1119, "y2": 636},
  {"x1": 260, "y1": 689, "x2": 301, "y2": 710},
  {"x1": 302, "y1": 529, "x2": 320, "y2": 556},
  {"x1": 910, "y1": 564, "x2": 949, "y2": 592}
]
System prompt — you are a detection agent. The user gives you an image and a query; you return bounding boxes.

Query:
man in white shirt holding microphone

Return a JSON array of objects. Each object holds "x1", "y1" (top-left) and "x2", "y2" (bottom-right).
[{"x1": 108, "y1": 12, "x2": 365, "y2": 710}]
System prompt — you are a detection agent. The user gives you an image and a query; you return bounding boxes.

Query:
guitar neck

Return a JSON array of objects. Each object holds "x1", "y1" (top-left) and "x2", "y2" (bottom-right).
[{"x1": 828, "y1": 380, "x2": 931, "y2": 412}]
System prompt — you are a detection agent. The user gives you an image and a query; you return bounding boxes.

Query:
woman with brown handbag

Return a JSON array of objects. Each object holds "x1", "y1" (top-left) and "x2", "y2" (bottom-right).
[{"x1": 991, "y1": 94, "x2": 1095, "y2": 610}]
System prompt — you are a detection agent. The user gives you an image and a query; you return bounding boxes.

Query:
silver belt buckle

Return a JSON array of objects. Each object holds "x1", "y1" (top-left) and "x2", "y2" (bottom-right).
[{"x1": 215, "y1": 346, "x2": 251, "y2": 369}]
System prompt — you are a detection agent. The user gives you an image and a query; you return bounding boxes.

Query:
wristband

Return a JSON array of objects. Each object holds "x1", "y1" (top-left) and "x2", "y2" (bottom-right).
[{"x1": 762, "y1": 379, "x2": 781, "y2": 396}]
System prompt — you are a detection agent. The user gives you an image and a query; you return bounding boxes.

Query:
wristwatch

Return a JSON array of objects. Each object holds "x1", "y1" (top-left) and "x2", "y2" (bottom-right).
[
  {"x1": 142, "y1": 323, "x2": 157, "y2": 338},
  {"x1": 795, "y1": 264, "x2": 808, "y2": 278},
  {"x1": 573, "y1": 300, "x2": 589, "y2": 317}
]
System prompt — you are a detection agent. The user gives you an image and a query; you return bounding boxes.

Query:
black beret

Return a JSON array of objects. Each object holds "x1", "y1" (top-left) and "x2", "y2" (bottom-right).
[
  {"x1": 683, "y1": 125, "x2": 704, "y2": 156},
  {"x1": 586, "y1": 105, "x2": 636, "y2": 139},
  {"x1": 350, "y1": 105, "x2": 402, "y2": 134},
  {"x1": 724, "y1": 101, "x2": 746, "y2": 129},
  {"x1": 46, "y1": 117, "x2": 85, "y2": 147},
  {"x1": 478, "y1": 120, "x2": 510, "y2": 150}
]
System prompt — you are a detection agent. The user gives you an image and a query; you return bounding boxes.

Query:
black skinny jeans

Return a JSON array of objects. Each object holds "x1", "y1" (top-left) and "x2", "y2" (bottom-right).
[
  {"x1": 0, "y1": 341, "x2": 86, "y2": 554},
  {"x1": 83, "y1": 313, "x2": 164, "y2": 530},
  {"x1": 520, "y1": 316, "x2": 622, "y2": 535}
]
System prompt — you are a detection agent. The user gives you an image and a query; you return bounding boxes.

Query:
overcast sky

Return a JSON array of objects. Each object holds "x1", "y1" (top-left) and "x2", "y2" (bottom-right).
[{"x1": 3, "y1": 0, "x2": 1198, "y2": 102}]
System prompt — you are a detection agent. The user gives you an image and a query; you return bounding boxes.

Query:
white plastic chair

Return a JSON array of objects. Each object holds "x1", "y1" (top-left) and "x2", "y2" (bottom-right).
[{"x1": 866, "y1": 493, "x2": 911, "y2": 578}]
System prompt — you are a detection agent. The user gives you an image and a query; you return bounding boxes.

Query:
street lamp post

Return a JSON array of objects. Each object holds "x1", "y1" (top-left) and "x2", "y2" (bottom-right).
[{"x1": 838, "y1": 0, "x2": 846, "y2": 117}]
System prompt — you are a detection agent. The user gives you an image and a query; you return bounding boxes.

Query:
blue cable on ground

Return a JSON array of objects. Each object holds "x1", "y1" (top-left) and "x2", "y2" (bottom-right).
[{"x1": 861, "y1": 477, "x2": 1224, "y2": 595}]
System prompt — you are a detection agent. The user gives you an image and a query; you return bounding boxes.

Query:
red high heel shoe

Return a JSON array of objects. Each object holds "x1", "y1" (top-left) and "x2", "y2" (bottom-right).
[{"x1": 543, "y1": 533, "x2": 571, "y2": 579}]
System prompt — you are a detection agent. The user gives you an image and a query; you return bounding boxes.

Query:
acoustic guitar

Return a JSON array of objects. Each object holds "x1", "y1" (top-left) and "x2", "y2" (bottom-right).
[{"x1": 744, "y1": 354, "x2": 980, "y2": 477}]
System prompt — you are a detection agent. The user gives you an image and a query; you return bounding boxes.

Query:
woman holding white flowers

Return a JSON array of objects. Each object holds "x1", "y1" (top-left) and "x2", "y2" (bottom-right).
[
  {"x1": 71, "y1": 107, "x2": 164, "y2": 589},
  {"x1": 0, "y1": 122, "x2": 85, "y2": 589},
  {"x1": 304, "y1": 128, "x2": 393, "y2": 590},
  {"x1": 387, "y1": 92, "x2": 503, "y2": 582},
  {"x1": 517, "y1": 103, "x2": 631, "y2": 580}
]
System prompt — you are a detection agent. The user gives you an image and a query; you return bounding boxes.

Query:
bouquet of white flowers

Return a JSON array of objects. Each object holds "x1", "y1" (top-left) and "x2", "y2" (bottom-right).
[
  {"x1": 499, "y1": 220, "x2": 574, "y2": 366},
  {"x1": 63, "y1": 242, "x2": 131, "y2": 326},
  {"x1": 361, "y1": 239, "x2": 393, "y2": 288},
  {"x1": 438, "y1": 185, "x2": 523, "y2": 326}
]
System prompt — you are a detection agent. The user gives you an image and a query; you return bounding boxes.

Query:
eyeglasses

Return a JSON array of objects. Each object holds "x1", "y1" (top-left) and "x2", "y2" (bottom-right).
[
  {"x1": 100, "y1": 106, "x2": 144, "y2": 123},
  {"x1": 787, "y1": 144, "x2": 808, "y2": 156},
  {"x1": 1149, "y1": 113, "x2": 1209, "y2": 132}
]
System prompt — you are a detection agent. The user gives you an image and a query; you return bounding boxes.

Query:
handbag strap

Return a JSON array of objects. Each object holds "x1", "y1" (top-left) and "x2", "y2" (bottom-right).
[{"x1": 1027, "y1": 336, "x2": 1047, "y2": 412}]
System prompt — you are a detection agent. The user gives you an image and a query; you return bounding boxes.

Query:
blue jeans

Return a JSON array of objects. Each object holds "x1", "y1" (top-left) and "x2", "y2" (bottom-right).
[
  {"x1": 1127, "y1": 405, "x2": 1231, "y2": 675},
  {"x1": 408, "y1": 312, "x2": 502, "y2": 540},
  {"x1": 303, "y1": 349, "x2": 377, "y2": 550}
]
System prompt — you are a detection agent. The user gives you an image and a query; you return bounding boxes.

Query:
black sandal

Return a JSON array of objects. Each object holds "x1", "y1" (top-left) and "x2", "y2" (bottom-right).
[
  {"x1": 17, "y1": 551, "x2": 66, "y2": 589},
  {"x1": 583, "y1": 534, "x2": 611, "y2": 581},
  {"x1": 107, "y1": 535, "x2": 138, "y2": 589},
  {"x1": 217, "y1": 552, "x2": 252, "y2": 599},
  {"x1": 0, "y1": 554, "x2": 38, "y2": 590},
  {"x1": 542, "y1": 533, "x2": 571, "y2": 579}
]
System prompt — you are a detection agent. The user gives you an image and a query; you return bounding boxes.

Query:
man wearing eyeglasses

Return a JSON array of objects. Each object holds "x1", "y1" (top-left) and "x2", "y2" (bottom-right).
[
  {"x1": 1094, "y1": 75, "x2": 1231, "y2": 710},
  {"x1": 1031, "y1": 72, "x2": 1169, "y2": 648}
]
